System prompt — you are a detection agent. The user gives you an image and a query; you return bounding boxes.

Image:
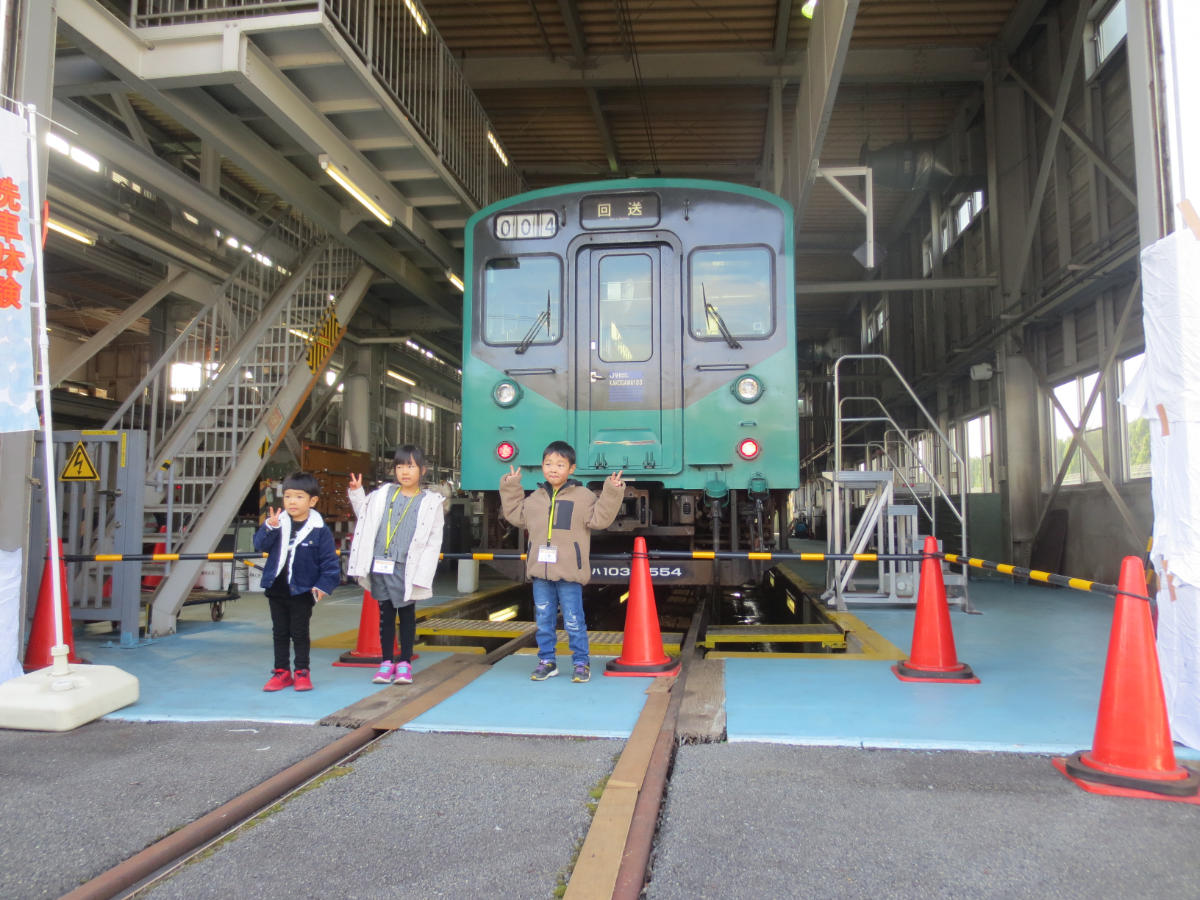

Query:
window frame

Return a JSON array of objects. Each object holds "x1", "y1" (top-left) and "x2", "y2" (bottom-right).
[{"x1": 687, "y1": 243, "x2": 777, "y2": 342}]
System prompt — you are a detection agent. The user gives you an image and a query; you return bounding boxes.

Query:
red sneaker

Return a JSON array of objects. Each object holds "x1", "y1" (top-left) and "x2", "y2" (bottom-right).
[
  {"x1": 293, "y1": 669, "x2": 313, "y2": 691},
  {"x1": 263, "y1": 669, "x2": 293, "y2": 692}
]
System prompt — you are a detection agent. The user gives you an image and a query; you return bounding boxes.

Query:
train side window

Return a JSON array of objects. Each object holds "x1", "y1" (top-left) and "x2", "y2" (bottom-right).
[
  {"x1": 598, "y1": 253, "x2": 653, "y2": 362},
  {"x1": 688, "y1": 246, "x2": 773, "y2": 340},
  {"x1": 482, "y1": 255, "x2": 562, "y2": 346}
]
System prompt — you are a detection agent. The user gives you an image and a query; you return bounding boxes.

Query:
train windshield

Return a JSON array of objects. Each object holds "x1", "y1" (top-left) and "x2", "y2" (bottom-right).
[
  {"x1": 482, "y1": 255, "x2": 563, "y2": 346},
  {"x1": 687, "y1": 246, "x2": 774, "y2": 340}
]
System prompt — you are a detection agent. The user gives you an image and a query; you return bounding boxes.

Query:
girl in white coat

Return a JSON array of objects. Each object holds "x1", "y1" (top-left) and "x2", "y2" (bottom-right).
[{"x1": 347, "y1": 445, "x2": 444, "y2": 684}]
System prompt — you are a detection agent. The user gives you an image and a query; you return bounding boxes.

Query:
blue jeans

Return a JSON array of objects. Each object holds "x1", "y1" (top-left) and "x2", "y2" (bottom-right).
[{"x1": 531, "y1": 577, "x2": 588, "y2": 666}]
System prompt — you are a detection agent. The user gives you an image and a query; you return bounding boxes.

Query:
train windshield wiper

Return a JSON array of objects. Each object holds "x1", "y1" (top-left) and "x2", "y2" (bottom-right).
[
  {"x1": 515, "y1": 292, "x2": 552, "y2": 354},
  {"x1": 702, "y1": 284, "x2": 742, "y2": 350}
]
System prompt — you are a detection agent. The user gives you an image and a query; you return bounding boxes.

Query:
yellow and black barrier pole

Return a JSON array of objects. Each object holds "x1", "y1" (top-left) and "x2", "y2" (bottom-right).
[{"x1": 941, "y1": 553, "x2": 1149, "y2": 603}]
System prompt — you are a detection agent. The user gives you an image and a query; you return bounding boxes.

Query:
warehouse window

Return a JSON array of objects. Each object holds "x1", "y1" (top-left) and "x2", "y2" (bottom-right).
[
  {"x1": 1120, "y1": 353, "x2": 1150, "y2": 479},
  {"x1": 964, "y1": 413, "x2": 993, "y2": 492},
  {"x1": 1050, "y1": 373, "x2": 1104, "y2": 485}
]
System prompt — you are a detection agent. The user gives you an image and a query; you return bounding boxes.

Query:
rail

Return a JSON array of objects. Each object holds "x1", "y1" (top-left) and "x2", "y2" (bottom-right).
[{"x1": 131, "y1": 0, "x2": 523, "y2": 208}]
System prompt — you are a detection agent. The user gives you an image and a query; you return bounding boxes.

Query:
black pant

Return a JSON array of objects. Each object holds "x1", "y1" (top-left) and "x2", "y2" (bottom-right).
[
  {"x1": 379, "y1": 601, "x2": 416, "y2": 664},
  {"x1": 267, "y1": 588, "x2": 315, "y2": 671}
]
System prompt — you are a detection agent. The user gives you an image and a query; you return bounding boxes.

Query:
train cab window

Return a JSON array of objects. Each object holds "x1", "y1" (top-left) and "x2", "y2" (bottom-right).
[
  {"x1": 482, "y1": 255, "x2": 562, "y2": 346},
  {"x1": 688, "y1": 247, "x2": 773, "y2": 340},
  {"x1": 598, "y1": 253, "x2": 653, "y2": 362}
]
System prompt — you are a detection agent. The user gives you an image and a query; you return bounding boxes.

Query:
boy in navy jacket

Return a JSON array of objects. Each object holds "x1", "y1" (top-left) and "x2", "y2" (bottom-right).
[{"x1": 253, "y1": 471, "x2": 342, "y2": 692}]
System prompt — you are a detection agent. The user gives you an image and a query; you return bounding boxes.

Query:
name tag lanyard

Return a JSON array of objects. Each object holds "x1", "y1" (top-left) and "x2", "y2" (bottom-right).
[
  {"x1": 385, "y1": 488, "x2": 418, "y2": 553},
  {"x1": 546, "y1": 486, "x2": 561, "y2": 546}
]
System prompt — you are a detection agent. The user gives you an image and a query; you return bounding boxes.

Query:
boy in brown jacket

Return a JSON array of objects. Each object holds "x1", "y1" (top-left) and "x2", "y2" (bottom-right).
[{"x1": 499, "y1": 441, "x2": 625, "y2": 682}]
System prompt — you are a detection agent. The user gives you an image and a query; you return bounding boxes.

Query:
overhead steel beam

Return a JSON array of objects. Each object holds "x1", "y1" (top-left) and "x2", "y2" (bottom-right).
[
  {"x1": 772, "y1": 0, "x2": 795, "y2": 62},
  {"x1": 1005, "y1": 65, "x2": 1137, "y2": 203},
  {"x1": 999, "y1": 0, "x2": 1050, "y2": 56},
  {"x1": 796, "y1": 276, "x2": 998, "y2": 295},
  {"x1": 51, "y1": 103, "x2": 292, "y2": 263},
  {"x1": 791, "y1": 0, "x2": 860, "y2": 226},
  {"x1": 460, "y1": 46, "x2": 986, "y2": 89},
  {"x1": 587, "y1": 88, "x2": 620, "y2": 173},
  {"x1": 557, "y1": 0, "x2": 589, "y2": 64},
  {"x1": 51, "y1": 270, "x2": 217, "y2": 386},
  {"x1": 1003, "y1": 0, "x2": 1089, "y2": 309}
]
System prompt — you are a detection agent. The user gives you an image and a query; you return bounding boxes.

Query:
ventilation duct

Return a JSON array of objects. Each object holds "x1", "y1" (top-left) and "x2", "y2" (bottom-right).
[{"x1": 860, "y1": 138, "x2": 955, "y2": 193}]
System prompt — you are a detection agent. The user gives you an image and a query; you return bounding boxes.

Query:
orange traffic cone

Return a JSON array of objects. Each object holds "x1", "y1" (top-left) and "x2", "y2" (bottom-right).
[
  {"x1": 892, "y1": 535, "x2": 978, "y2": 683},
  {"x1": 142, "y1": 525, "x2": 166, "y2": 590},
  {"x1": 23, "y1": 540, "x2": 83, "y2": 671},
  {"x1": 332, "y1": 589, "x2": 401, "y2": 667},
  {"x1": 1053, "y1": 556, "x2": 1200, "y2": 801},
  {"x1": 605, "y1": 537, "x2": 680, "y2": 677}
]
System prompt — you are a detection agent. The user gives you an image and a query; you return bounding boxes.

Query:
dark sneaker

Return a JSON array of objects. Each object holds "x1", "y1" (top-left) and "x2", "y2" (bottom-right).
[
  {"x1": 263, "y1": 669, "x2": 293, "y2": 692},
  {"x1": 393, "y1": 661, "x2": 413, "y2": 684},
  {"x1": 572, "y1": 664, "x2": 590, "y2": 683},
  {"x1": 530, "y1": 659, "x2": 558, "y2": 681},
  {"x1": 293, "y1": 669, "x2": 313, "y2": 691}
]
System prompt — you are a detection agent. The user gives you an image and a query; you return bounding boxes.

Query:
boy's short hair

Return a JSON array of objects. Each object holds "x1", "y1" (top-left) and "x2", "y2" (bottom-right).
[
  {"x1": 282, "y1": 471, "x2": 320, "y2": 497},
  {"x1": 543, "y1": 441, "x2": 576, "y2": 465},
  {"x1": 394, "y1": 444, "x2": 426, "y2": 469}
]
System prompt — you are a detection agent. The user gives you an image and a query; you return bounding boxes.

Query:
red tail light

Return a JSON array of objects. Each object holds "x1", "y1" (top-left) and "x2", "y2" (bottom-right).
[
  {"x1": 497, "y1": 441, "x2": 517, "y2": 461},
  {"x1": 737, "y1": 438, "x2": 760, "y2": 460}
]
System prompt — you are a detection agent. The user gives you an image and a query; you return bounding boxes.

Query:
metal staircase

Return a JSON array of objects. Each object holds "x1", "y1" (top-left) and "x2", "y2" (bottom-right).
[
  {"x1": 103, "y1": 211, "x2": 374, "y2": 634},
  {"x1": 823, "y1": 355, "x2": 969, "y2": 611}
]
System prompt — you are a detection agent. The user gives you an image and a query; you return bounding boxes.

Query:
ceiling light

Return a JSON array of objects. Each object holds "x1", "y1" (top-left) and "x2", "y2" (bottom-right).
[
  {"x1": 318, "y1": 154, "x2": 394, "y2": 226},
  {"x1": 288, "y1": 328, "x2": 311, "y2": 341},
  {"x1": 403, "y1": 0, "x2": 428, "y2": 34},
  {"x1": 801, "y1": 0, "x2": 818, "y2": 18},
  {"x1": 387, "y1": 370, "x2": 416, "y2": 386},
  {"x1": 69, "y1": 146, "x2": 101, "y2": 173},
  {"x1": 487, "y1": 132, "x2": 509, "y2": 167},
  {"x1": 447, "y1": 271, "x2": 464, "y2": 292},
  {"x1": 46, "y1": 219, "x2": 96, "y2": 245}
]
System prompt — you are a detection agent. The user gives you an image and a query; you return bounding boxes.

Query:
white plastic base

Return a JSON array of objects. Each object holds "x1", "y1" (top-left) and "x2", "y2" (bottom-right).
[{"x1": 0, "y1": 657, "x2": 139, "y2": 732}]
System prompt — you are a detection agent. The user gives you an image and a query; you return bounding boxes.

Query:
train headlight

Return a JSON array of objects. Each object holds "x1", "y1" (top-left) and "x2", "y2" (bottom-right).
[
  {"x1": 737, "y1": 438, "x2": 761, "y2": 460},
  {"x1": 732, "y1": 375, "x2": 763, "y2": 403},
  {"x1": 492, "y1": 380, "x2": 522, "y2": 408},
  {"x1": 497, "y1": 441, "x2": 518, "y2": 462}
]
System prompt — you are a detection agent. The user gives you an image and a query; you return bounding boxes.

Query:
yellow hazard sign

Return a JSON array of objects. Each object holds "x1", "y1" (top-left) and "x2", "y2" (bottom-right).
[
  {"x1": 61, "y1": 442, "x2": 100, "y2": 481},
  {"x1": 306, "y1": 308, "x2": 341, "y2": 374}
]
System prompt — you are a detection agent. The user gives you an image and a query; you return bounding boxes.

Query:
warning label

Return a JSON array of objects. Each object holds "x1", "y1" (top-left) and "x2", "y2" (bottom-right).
[{"x1": 60, "y1": 442, "x2": 100, "y2": 481}]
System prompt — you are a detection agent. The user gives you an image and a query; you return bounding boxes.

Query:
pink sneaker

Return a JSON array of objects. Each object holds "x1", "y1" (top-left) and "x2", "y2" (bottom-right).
[
  {"x1": 372, "y1": 661, "x2": 395, "y2": 684},
  {"x1": 393, "y1": 661, "x2": 413, "y2": 684}
]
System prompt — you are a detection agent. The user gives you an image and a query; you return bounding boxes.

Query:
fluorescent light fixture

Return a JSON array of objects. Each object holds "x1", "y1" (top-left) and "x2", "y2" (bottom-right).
[
  {"x1": 182, "y1": 211, "x2": 200, "y2": 225},
  {"x1": 387, "y1": 370, "x2": 416, "y2": 386},
  {"x1": 69, "y1": 146, "x2": 101, "y2": 173},
  {"x1": 403, "y1": 0, "x2": 428, "y2": 34},
  {"x1": 486, "y1": 131, "x2": 509, "y2": 167},
  {"x1": 801, "y1": 0, "x2": 818, "y2": 18},
  {"x1": 47, "y1": 219, "x2": 96, "y2": 245},
  {"x1": 324, "y1": 369, "x2": 338, "y2": 386},
  {"x1": 447, "y1": 271, "x2": 464, "y2": 292},
  {"x1": 488, "y1": 605, "x2": 518, "y2": 623},
  {"x1": 288, "y1": 328, "x2": 312, "y2": 341},
  {"x1": 318, "y1": 154, "x2": 394, "y2": 226},
  {"x1": 46, "y1": 133, "x2": 69, "y2": 155}
]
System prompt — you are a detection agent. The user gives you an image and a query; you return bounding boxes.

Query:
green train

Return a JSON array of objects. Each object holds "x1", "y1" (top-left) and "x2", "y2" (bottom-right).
[{"x1": 460, "y1": 179, "x2": 800, "y2": 584}]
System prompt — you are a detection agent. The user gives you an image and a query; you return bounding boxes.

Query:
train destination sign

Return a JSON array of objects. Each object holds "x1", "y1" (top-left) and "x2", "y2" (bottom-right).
[{"x1": 580, "y1": 193, "x2": 660, "y2": 229}]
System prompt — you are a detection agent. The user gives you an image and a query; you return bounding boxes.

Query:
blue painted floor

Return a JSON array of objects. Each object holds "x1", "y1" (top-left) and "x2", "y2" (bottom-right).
[{"x1": 71, "y1": 570, "x2": 1199, "y2": 755}]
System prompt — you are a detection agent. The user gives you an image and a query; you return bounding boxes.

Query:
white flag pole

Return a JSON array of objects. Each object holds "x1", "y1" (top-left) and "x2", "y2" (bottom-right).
[{"x1": 23, "y1": 102, "x2": 70, "y2": 678}]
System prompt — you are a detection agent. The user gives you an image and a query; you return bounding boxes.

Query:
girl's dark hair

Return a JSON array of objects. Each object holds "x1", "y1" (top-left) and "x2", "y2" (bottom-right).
[
  {"x1": 393, "y1": 444, "x2": 427, "y2": 470},
  {"x1": 282, "y1": 471, "x2": 321, "y2": 497}
]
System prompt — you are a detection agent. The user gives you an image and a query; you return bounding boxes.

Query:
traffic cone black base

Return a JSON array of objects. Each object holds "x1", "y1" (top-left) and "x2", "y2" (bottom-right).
[
  {"x1": 1052, "y1": 756, "x2": 1200, "y2": 803},
  {"x1": 892, "y1": 661, "x2": 978, "y2": 683},
  {"x1": 604, "y1": 657, "x2": 681, "y2": 677}
]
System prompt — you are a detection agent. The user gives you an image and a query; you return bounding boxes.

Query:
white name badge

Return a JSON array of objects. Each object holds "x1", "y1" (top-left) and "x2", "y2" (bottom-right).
[
  {"x1": 537, "y1": 545, "x2": 558, "y2": 564},
  {"x1": 372, "y1": 557, "x2": 396, "y2": 575}
]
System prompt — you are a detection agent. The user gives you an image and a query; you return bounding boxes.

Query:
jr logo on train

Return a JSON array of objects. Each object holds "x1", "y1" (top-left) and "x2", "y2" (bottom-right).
[{"x1": 461, "y1": 179, "x2": 800, "y2": 585}]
